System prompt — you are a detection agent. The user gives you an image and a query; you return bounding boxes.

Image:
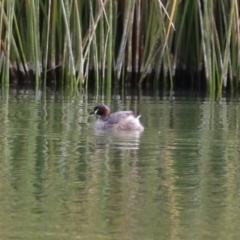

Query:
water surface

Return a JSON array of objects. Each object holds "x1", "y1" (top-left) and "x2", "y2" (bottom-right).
[{"x1": 0, "y1": 89, "x2": 240, "y2": 239}]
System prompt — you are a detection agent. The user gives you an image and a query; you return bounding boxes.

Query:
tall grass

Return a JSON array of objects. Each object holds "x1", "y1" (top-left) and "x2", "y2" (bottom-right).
[{"x1": 0, "y1": 0, "x2": 239, "y2": 95}]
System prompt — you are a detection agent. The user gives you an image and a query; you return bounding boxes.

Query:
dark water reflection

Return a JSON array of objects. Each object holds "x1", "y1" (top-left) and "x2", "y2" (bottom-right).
[{"x1": 0, "y1": 89, "x2": 240, "y2": 239}]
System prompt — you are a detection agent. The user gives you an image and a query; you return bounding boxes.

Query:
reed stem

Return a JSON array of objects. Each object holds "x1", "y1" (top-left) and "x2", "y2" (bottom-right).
[{"x1": 0, "y1": 0, "x2": 238, "y2": 95}]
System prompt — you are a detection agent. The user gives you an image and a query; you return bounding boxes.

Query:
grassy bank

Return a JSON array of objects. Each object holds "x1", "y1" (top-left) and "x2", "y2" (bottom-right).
[{"x1": 0, "y1": 0, "x2": 239, "y2": 95}]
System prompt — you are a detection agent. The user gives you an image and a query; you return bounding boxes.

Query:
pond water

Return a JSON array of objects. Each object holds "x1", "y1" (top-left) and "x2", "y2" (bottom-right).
[{"x1": 0, "y1": 88, "x2": 240, "y2": 239}]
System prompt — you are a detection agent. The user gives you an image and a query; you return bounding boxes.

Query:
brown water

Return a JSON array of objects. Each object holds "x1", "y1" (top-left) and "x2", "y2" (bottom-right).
[{"x1": 0, "y1": 89, "x2": 240, "y2": 239}]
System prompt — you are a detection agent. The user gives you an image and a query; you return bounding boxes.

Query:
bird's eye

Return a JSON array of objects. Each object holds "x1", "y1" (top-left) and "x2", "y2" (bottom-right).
[{"x1": 94, "y1": 109, "x2": 99, "y2": 114}]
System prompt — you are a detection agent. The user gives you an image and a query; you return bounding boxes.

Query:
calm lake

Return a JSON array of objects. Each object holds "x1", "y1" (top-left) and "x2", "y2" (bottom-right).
[{"x1": 0, "y1": 88, "x2": 240, "y2": 239}]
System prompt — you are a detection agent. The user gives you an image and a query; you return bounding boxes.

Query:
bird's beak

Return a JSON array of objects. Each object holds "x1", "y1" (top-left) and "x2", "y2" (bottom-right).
[{"x1": 89, "y1": 109, "x2": 98, "y2": 115}]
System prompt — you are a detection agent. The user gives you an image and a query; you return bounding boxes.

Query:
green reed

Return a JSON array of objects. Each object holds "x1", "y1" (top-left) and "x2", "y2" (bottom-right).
[{"x1": 0, "y1": 0, "x2": 239, "y2": 96}]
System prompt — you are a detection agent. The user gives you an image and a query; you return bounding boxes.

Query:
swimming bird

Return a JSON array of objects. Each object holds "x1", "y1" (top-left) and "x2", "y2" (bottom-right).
[{"x1": 89, "y1": 104, "x2": 144, "y2": 131}]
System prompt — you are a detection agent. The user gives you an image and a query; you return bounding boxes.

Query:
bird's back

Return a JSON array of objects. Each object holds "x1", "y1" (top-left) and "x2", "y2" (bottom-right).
[{"x1": 107, "y1": 111, "x2": 133, "y2": 125}]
